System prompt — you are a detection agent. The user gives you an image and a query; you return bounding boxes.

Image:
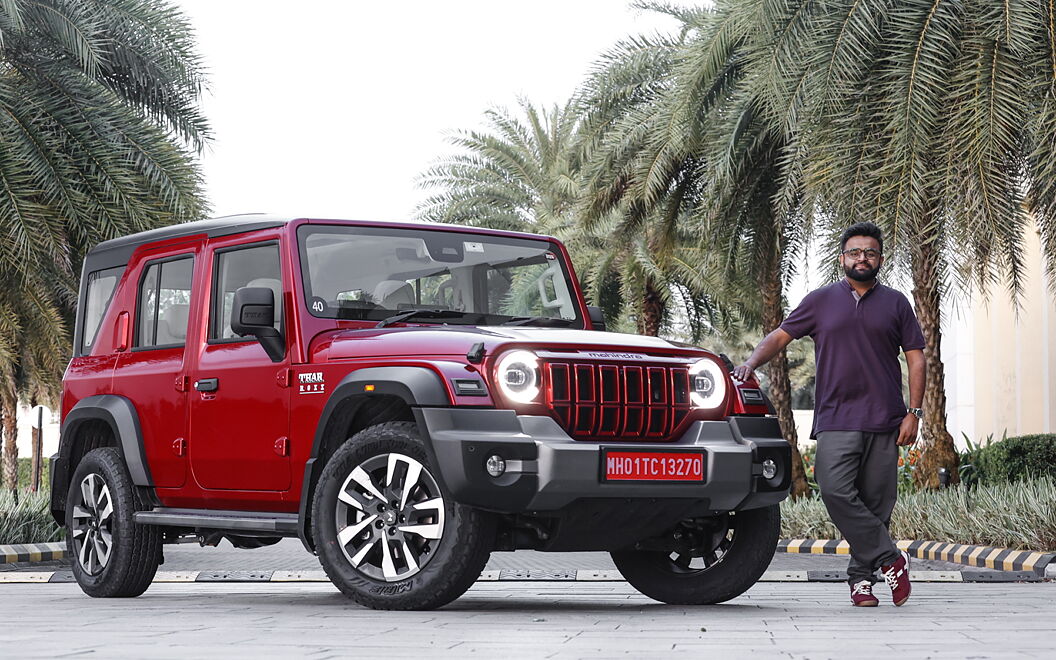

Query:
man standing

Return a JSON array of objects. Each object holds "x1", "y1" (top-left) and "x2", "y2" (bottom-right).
[{"x1": 732, "y1": 222, "x2": 926, "y2": 607}]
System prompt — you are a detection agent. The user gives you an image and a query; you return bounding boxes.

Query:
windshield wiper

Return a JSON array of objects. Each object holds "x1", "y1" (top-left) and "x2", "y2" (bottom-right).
[
  {"x1": 376, "y1": 309, "x2": 467, "y2": 328},
  {"x1": 500, "y1": 316, "x2": 575, "y2": 327}
]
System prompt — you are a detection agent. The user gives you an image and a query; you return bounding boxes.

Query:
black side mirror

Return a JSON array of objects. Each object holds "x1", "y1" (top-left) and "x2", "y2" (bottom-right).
[
  {"x1": 231, "y1": 287, "x2": 284, "y2": 362},
  {"x1": 587, "y1": 305, "x2": 607, "y2": 332}
]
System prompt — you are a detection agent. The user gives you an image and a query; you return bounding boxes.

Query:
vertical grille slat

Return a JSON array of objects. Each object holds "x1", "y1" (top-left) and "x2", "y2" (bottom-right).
[{"x1": 543, "y1": 359, "x2": 694, "y2": 442}]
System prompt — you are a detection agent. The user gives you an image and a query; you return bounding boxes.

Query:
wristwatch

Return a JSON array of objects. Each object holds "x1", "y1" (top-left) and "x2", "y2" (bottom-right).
[{"x1": 908, "y1": 407, "x2": 924, "y2": 420}]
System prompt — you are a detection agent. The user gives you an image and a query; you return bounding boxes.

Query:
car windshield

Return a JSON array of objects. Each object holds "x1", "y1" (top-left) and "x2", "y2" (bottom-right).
[{"x1": 297, "y1": 224, "x2": 583, "y2": 327}]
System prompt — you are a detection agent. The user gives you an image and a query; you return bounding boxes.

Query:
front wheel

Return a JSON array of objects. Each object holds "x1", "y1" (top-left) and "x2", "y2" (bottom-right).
[
  {"x1": 312, "y1": 421, "x2": 494, "y2": 610},
  {"x1": 611, "y1": 504, "x2": 779, "y2": 605}
]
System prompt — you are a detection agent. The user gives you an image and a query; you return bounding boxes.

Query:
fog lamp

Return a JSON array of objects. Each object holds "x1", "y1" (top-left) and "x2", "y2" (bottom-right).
[
  {"x1": 486, "y1": 455, "x2": 507, "y2": 477},
  {"x1": 761, "y1": 458, "x2": 778, "y2": 480}
]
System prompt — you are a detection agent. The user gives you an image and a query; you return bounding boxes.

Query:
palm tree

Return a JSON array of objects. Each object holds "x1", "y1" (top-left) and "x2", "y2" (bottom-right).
[
  {"x1": 416, "y1": 100, "x2": 581, "y2": 234},
  {"x1": 574, "y1": 18, "x2": 721, "y2": 338},
  {"x1": 0, "y1": 0, "x2": 209, "y2": 487},
  {"x1": 0, "y1": 268, "x2": 69, "y2": 489}
]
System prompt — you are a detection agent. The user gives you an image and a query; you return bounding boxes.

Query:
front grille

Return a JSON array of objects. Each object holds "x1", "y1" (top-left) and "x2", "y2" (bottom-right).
[{"x1": 543, "y1": 360, "x2": 692, "y2": 441}]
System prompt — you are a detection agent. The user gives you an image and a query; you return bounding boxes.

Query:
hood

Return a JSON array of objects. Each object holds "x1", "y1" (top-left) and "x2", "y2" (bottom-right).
[{"x1": 321, "y1": 325, "x2": 712, "y2": 362}]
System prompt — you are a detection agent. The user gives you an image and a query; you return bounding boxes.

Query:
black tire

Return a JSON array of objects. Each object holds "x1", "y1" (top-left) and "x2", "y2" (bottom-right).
[
  {"x1": 66, "y1": 447, "x2": 161, "y2": 598},
  {"x1": 611, "y1": 504, "x2": 780, "y2": 605},
  {"x1": 312, "y1": 421, "x2": 494, "y2": 610}
]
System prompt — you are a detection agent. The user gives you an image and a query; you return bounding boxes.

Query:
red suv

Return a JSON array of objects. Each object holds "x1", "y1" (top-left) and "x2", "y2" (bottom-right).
[{"x1": 52, "y1": 215, "x2": 790, "y2": 609}]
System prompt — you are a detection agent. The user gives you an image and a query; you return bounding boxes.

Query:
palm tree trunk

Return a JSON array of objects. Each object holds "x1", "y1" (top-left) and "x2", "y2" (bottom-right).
[
  {"x1": 759, "y1": 242, "x2": 810, "y2": 499},
  {"x1": 910, "y1": 240, "x2": 959, "y2": 488},
  {"x1": 2, "y1": 404, "x2": 17, "y2": 490},
  {"x1": 638, "y1": 279, "x2": 665, "y2": 337}
]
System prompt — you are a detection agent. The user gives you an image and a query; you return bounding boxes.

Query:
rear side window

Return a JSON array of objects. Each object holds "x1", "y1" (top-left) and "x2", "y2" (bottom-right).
[
  {"x1": 136, "y1": 256, "x2": 194, "y2": 348},
  {"x1": 81, "y1": 266, "x2": 125, "y2": 353},
  {"x1": 210, "y1": 243, "x2": 282, "y2": 340}
]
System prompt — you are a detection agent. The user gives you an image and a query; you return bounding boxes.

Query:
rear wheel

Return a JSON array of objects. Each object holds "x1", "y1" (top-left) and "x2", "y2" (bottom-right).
[
  {"x1": 611, "y1": 505, "x2": 779, "y2": 605},
  {"x1": 312, "y1": 421, "x2": 494, "y2": 610},
  {"x1": 66, "y1": 447, "x2": 161, "y2": 597}
]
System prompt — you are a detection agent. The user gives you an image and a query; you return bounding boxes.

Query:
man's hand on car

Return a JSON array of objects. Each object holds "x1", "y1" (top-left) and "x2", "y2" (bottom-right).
[{"x1": 731, "y1": 363, "x2": 755, "y2": 383}]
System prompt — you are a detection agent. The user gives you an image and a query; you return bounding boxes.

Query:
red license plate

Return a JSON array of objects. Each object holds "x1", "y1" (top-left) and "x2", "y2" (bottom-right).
[{"x1": 603, "y1": 451, "x2": 704, "y2": 482}]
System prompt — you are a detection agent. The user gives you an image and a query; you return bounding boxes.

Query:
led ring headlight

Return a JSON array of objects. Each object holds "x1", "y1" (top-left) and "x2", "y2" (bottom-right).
[
  {"x1": 496, "y1": 350, "x2": 541, "y2": 403},
  {"x1": 689, "y1": 358, "x2": 727, "y2": 409}
]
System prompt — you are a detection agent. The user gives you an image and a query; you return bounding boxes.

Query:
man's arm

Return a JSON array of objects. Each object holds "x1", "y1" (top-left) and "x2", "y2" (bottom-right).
[
  {"x1": 731, "y1": 327, "x2": 794, "y2": 382},
  {"x1": 897, "y1": 348, "x2": 927, "y2": 446}
]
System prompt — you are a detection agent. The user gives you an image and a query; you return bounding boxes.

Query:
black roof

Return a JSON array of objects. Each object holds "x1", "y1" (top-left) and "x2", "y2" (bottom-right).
[
  {"x1": 83, "y1": 213, "x2": 558, "y2": 273},
  {"x1": 85, "y1": 214, "x2": 293, "y2": 270}
]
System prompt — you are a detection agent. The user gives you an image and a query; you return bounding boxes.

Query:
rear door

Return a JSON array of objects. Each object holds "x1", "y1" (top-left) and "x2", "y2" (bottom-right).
[
  {"x1": 188, "y1": 240, "x2": 291, "y2": 491},
  {"x1": 112, "y1": 244, "x2": 201, "y2": 488}
]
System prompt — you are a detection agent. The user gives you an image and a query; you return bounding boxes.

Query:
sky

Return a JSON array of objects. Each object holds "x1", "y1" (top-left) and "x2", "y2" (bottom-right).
[{"x1": 175, "y1": 0, "x2": 696, "y2": 222}]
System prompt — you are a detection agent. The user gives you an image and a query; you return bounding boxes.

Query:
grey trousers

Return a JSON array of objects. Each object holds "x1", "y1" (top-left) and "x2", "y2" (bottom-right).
[{"x1": 814, "y1": 430, "x2": 902, "y2": 584}]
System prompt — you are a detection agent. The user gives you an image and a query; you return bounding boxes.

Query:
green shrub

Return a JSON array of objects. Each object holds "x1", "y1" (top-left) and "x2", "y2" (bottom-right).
[
  {"x1": 0, "y1": 489, "x2": 64, "y2": 545},
  {"x1": 16, "y1": 458, "x2": 50, "y2": 491},
  {"x1": 965, "y1": 433, "x2": 1056, "y2": 485},
  {"x1": 780, "y1": 476, "x2": 1056, "y2": 551}
]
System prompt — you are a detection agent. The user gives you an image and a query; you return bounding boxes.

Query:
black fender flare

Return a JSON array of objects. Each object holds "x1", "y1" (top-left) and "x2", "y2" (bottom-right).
[
  {"x1": 296, "y1": 366, "x2": 450, "y2": 551},
  {"x1": 51, "y1": 395, "x2": 154, "y2": 520}
]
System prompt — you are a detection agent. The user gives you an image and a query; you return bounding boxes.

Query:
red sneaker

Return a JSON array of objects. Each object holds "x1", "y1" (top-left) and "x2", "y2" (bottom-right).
[
  {"x1": 850, "y1": 580, "x2": 879, "y2": 607},
  {"x1": 880, "y1": 550, "x2": 912, "y2": 606}
]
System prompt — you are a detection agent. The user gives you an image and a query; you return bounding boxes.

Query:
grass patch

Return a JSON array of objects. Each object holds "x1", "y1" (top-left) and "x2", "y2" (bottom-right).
[
  {"x1": 0, "y1": 488, "x2": 64, "y2": 545},
  {"x1": 781, "y1": 476, "x2": 1056, "y2": 551}
]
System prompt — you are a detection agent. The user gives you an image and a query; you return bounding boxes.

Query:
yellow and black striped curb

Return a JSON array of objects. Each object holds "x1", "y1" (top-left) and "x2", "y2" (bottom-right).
[
  {"x1": 5, "y1": 539, "x2": 1054, "y2": 578},
  {"x1": 0, "y1": 542, "x2": 65, "y2": 565},
  {"x1": 779, "y1": 539, "x2": 1056, "y2": 575},
  {"x1": 0, "y1": 568, "x2": 1042, "y2": 584}
]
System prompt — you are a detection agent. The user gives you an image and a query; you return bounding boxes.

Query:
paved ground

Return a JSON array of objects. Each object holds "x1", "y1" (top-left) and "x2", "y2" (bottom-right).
[{"x1": 3, "y1": 580, "x2": 1053, "y2": 658}]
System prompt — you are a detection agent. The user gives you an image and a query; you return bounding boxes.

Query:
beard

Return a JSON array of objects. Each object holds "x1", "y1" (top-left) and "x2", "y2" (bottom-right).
[{"x1": 844, "y1": 262, "x2": 881, "y2": 282}]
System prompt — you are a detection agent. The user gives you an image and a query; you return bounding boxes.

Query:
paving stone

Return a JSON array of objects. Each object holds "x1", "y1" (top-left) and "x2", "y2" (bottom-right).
[
  {"x1": 196, "y1": 570, "x2": 274, "y2": 582},
  {"x1": 154, "y1": 571, "x2": 201, "y2": 582},
  {"x1": 270, "y1": 570, "x2": 328, "y2": 582},
  {"x1": 498, "y1": 568, "x2": 576, "y2": 580}
]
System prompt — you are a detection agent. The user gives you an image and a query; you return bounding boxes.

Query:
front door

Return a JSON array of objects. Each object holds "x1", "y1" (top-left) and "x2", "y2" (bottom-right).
[{"x1": 189, "y1": 240, "x2": 291, "y2": 491}]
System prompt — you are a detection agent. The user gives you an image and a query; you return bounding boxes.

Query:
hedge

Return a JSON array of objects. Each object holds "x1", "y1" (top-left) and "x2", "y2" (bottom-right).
[{"x1": 962, "y1": 433, "x2": 1056, "y2": 486}]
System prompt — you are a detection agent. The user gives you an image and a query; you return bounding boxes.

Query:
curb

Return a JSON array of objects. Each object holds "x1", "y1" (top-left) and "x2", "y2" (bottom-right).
[
  {"x1": 0, "y1": 568, "x2": 1045, "y2": 584},
  {"x1": 0, "y1": 542, "x2": 65, "y2": 565},
  {"x1": 779, "y1": 539, "x2": 1056, "y2": 576}
]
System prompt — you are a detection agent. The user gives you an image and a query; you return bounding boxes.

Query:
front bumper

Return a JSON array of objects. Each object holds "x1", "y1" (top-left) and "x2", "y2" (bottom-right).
[{"x1": 414, "y1": 408, "x2": 791, "y2": 513}]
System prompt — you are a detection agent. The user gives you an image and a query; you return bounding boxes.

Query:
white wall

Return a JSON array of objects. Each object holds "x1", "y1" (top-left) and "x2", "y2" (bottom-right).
[{"x1": 12, "y1": 404, "x2": 60, "y2": 459}]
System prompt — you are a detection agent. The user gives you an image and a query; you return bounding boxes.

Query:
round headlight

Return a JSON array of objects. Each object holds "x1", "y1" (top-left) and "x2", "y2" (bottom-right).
[
  {"x1": 496, "y1": 350, "x2": 540, "y2": 403},
  {"x1": 689, "y1": 358, "x2": 727, "y2": 409}
]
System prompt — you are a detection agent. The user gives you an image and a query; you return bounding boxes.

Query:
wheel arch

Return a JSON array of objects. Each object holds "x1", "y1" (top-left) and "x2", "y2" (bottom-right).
[
  {"x1": 296, "y1": 366, "x2": 449, "y2": 551},
  {"x1": 50, "y1": 395, "x2": 153, "y2": 524}
]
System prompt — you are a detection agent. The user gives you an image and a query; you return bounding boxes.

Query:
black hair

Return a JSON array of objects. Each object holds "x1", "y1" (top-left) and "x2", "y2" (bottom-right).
[{"x1": 840, "y1": 222, "x2": 883, "y2": 253}]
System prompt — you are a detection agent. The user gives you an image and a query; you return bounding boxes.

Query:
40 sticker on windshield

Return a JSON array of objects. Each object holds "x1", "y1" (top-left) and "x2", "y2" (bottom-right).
[{"x1": 299, "y1": 371, "x2": 326, "y2": 395}]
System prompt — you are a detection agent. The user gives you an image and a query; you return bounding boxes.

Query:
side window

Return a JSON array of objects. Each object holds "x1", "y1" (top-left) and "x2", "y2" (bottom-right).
[
  {"x1": 136, "y1": 257, "x2": 194, "y2": 348},
  {"x1": 81, "y1": 266, "x2": 125, "y2": 353},
  {"x1": 211, "y1": 243, "x2": 282, "y2": 340}
]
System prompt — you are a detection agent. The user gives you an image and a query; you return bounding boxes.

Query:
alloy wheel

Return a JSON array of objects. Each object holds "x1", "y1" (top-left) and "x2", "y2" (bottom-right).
[
  {"x1": 71, "y1": 473, "x2": 114, "y2": 575},
  {"x1": 334, "y1": 452, "x2": 445, "y2": 582}
]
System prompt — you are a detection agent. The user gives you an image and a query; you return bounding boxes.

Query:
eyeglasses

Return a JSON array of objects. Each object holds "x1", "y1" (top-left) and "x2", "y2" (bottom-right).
[{"x1": 841, "y1": 248, "x2": 882, "y2": 261}]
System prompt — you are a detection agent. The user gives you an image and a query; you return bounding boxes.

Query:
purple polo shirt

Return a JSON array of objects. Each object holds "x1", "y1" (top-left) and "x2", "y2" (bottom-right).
[{"x1": 780, "y1": 280, "x2": 925, "y2": 438}]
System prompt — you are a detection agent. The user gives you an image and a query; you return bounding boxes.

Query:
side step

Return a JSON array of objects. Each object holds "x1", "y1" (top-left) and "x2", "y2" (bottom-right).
[{"x1": 134, "y1": 508, "x2": 299, "y2": 535}]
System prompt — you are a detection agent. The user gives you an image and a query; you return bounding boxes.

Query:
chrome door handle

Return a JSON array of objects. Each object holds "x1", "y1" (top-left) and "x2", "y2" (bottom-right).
[{"x1": 194, "y1": 378, "x2": 219, "y2": 392}]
